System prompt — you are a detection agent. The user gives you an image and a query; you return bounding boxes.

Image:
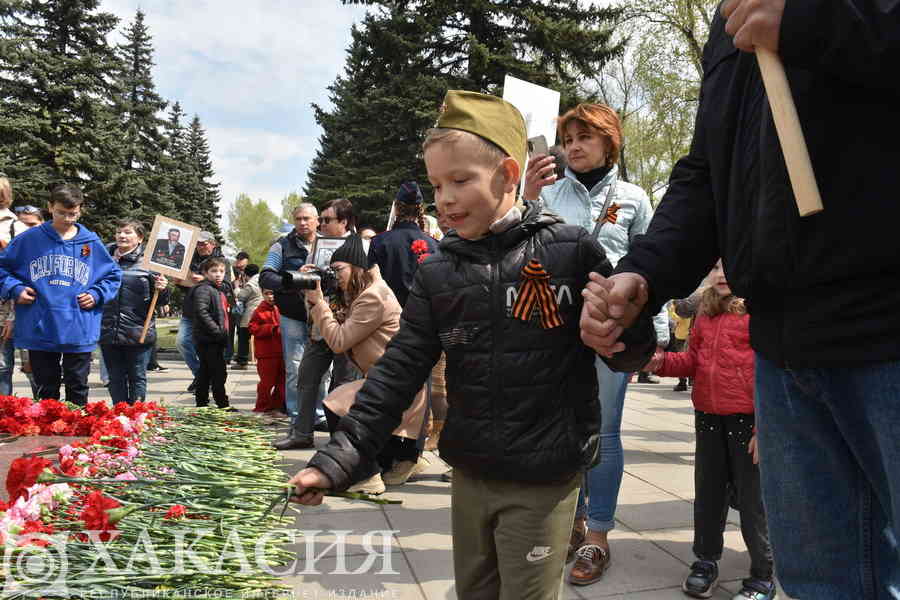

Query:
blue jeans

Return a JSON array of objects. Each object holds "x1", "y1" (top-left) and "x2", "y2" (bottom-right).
[
  {"x1": 280, "y1": 316, "x2": 309, "y2": 420},
  {"x1": 98, "y1": 351, "x2": 109, "y2": 384},
  {"x1": 0, "y1": 341, "x2": 14, "y2": 396},
  {"x1": 575, "y1": 358, "x2": 629, "y2": 532},
  {"x1": 176, "y1": 316, "x2": 199, "y2": 377},
  {"x1": 755, "y1": 354, "x2": 900, "y2": 600},
  {"x1": 101, "y1": 344, "x2": 152, "y2": 405}
]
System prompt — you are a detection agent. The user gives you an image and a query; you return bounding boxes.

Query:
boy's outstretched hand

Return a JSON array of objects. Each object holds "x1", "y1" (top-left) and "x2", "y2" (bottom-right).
[
  {"x1": 580, "y1": 272, "x2": 649, "y2": 357},
  {"x1": 288, "y1": 467, "x2": 333, "y2": 506}
]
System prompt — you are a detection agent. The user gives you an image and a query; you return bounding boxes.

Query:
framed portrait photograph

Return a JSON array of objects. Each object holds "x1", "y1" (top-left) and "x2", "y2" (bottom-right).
[
  {"x1": 307, "y1": 236, "x2": 347, "y2": 270},
  {"x1": 141, "y1": 215, "x2": 201, "y2": 280}
]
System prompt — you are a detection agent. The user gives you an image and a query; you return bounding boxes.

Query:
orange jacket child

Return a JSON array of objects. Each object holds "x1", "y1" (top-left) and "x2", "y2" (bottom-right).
[{"x1": 248, "y1": 299, "x2": 285, "y2": 413}]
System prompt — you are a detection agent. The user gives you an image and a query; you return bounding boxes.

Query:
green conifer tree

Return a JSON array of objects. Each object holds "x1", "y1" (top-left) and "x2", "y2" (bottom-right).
[
  {"x1": 0, "y1": 0, "x2": 125, "y2": 237},
  {"x1": 112, "y1": 9, "x2": 172, "y2": 223},
  {"x1": 186, "y1": 115, "x2": 222, "y2": 239},
  {"x1": 305, "y1": 1, "x2": 624, "y2": 225}
]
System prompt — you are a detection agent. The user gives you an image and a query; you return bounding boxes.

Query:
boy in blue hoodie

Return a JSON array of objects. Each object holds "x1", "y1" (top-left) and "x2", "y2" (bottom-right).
[{"x1": 0, "y1": 184, "x2": 121, "y2": 405}]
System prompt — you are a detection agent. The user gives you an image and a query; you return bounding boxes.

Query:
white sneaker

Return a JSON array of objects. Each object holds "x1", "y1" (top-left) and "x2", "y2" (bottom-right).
[
  {"x1": 382, "y1": 455, "x2": 430, "y2": 486},
  {"x1": 346, "y1": 473, "x2": 385, "y2": 495}
]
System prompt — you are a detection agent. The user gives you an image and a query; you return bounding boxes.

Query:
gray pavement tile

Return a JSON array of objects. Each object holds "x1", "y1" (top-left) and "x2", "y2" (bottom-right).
[
  {"x1": 624, "y1": 464, "x2": 696, "y2": 498},
  {"x1": 568, "y1": 530, "x2": 696, "y2": 599},
  {"x1": 646, "y1": 527, "x2": 750, "y2": 583},
  {"x1": 614, "y1": 494, "x2": 695, "y2": 532},
  {"x1": 282, "y1": 552, "x2": 426, "y2": 600},
  {"x1": 287, "y1": 509, "x2": 400, "y2": 558}
]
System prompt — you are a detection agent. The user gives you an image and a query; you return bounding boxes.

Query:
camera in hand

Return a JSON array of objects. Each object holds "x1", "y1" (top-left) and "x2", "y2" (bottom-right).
[{"x1": 280, "y1": 266, "x2": 338, "y2": 297}]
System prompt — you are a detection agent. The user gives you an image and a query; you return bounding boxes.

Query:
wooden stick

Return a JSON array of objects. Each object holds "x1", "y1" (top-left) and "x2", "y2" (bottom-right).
[
  {"x1": 138, "y1": 288, "x2": 160, "y2": 344},
  {"x1": 756, "y1": 48, "x2": 824, "y2": 217}
]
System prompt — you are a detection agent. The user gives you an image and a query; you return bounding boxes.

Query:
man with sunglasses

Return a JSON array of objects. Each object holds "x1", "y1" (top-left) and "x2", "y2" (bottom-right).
[
  {"x1": 261, "y1": 203, "x2": 319, "y2": 436},
  {"x1": 14, "y1": 205, "x2": 44, "y2": 229}
]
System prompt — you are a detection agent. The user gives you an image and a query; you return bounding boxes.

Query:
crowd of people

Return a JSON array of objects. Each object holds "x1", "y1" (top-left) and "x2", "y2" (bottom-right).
[{"x1": 1, "y1": 2, "x2": 897, "y2": 598}]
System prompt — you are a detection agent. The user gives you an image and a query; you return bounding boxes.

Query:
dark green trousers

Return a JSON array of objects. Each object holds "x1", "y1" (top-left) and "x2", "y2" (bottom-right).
[{"x1": 451, "y1": 468, "x2": 581, "y2": 600}]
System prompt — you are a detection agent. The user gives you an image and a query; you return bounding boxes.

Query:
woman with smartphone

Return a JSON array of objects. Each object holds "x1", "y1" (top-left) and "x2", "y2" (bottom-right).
[{"x1": 523, "y1": 103, "x2": 670, "y2": 587}]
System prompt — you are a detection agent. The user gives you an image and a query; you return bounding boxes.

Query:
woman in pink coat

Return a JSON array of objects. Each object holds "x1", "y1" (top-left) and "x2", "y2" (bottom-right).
[{"x1": 646, "y1": 260, "x2": 774, "y2": 600}]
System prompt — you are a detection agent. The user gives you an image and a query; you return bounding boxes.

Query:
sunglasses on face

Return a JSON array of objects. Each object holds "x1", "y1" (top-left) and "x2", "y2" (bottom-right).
[{"x1": 14, "y1": 205, "x2": 40, "y2": 215}]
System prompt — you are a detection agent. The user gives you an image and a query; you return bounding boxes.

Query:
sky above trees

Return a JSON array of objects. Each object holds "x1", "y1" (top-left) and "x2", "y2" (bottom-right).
[{"x1": 102, "y1": 0, "x2": 368, "y2": 226}]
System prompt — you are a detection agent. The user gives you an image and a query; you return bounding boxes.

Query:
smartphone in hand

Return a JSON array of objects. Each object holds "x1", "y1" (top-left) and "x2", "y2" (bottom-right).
[{"x1": 527, "y1": 134, "x2": 549, "y2": 157}]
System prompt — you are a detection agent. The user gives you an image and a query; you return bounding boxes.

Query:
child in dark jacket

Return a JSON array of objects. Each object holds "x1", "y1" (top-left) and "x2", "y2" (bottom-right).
[
  {"x1": 289, "y1": 91, "x2": 656, "y2": 599},
  {"x1": 248, "y1": 289, "x2": 285, "y2": 414},
  {"x1": 646, "y1": 260, "x2": 774, "y2": 600},
  {"x1": 191, "y1": 257, "x2": 232, "y2": 409}
]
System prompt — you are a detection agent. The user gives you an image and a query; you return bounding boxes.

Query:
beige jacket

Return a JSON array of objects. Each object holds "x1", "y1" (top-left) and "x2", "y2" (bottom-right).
[{"x1": 310, "y1": 276, "x2": 428, "y2": 440}]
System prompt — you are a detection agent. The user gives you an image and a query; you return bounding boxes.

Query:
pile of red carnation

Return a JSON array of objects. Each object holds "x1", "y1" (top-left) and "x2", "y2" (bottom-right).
[{"x1": 0, "y1": 396, "x2": 164, "y2": 438}]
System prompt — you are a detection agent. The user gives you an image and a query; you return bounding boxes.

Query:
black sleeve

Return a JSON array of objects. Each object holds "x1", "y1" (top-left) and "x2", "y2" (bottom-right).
[
  {"x1": 307, "y1": 269, "x2": 443, "y2": 491},
  {"x1": 614, "y1": 77, "x2": 719, "y2": 314},
  {"x1": 577, "y1": 230, "x2": 657, "y2": 373},
  {"x1": 779, "y1": 0, "x2": 900, "y2": 91}
]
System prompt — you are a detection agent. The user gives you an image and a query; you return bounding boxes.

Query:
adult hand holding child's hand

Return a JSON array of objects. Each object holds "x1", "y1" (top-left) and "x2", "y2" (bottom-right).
[
  {"x1": 580, "y1": 272, "x2": 649, "y2": 357},
  {"x1": 289, "y1": 467, "x2": 333, "y2": 506}
]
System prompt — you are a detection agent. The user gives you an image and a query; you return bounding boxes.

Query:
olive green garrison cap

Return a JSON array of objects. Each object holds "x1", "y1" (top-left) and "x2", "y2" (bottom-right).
[{"x1": 436, "y1": 90, "x2": 528, "y2": 171}]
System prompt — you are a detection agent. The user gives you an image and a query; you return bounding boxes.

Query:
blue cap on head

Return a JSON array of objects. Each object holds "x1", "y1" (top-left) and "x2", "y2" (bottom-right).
[{"x1": 396, "y1": 181, "x2": 423, "y2": 206}]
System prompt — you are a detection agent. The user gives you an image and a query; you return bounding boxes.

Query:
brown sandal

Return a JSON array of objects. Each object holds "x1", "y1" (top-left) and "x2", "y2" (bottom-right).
[{"x1": 568, "y1": 544, "x2": 611, "y2": 586}]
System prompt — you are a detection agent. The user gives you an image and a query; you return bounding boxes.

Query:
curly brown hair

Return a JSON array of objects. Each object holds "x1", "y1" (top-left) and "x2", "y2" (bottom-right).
[{"x1": 698, "y1": 286, "x2": 747, "y2": 318}]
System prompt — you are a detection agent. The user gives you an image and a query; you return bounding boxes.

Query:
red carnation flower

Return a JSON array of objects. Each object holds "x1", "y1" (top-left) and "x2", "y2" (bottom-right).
[
  {"x1": 164, "y1": 505, "x2": 187, "y2": 520},
  {"x1": 49, "y1": 419, "x2": 69, "y2": 434},
  {"x1": 17, "y1": 520, "x2": 56, "y2": 547},
  {"x1": 6, "y1": 456, "x2": 53, "y2": 502},
  {"x1": 410, "y1": 239, "x2": 429, "y2": 254},
  {"x1": 79, "y1": 491, "x2": 122, "y2": 542}
]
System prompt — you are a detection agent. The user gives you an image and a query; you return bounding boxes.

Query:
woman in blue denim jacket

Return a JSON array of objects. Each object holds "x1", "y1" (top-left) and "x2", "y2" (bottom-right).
[{"x1": 525, "y1": 103, "x2": 669, "y2": 586}]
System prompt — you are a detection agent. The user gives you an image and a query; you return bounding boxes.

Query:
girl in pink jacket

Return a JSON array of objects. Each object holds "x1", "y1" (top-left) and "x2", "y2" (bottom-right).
[{"x1": 646, "y1": 260, "x2": 774, "y2": 600}]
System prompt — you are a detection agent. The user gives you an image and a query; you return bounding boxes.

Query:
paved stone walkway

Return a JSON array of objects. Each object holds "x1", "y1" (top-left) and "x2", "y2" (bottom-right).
[{"x1": 8, "y1": 352, "x2": 789, "y2": 599}]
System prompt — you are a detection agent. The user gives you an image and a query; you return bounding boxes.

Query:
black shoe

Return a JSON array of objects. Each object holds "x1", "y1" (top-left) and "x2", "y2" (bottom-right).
[
  {"x1": 273, "y1": 426, "x2": 315, "y2": 450},
  {"x1": 673, "y1": 381, "x2": 688, "y2": 392},
  {"x1": 231, "y1": 363, "x2": 248, "y2": 370},
  {"x1": 217, "y1": 405, "x2": 239, "y2": 412},
  {"x1": 151, "y1": 365, "x2": 169, "y2": 373},
  {"x1": 187, "y1": 379, "x2": 197, "y2": 393},
  {"x1": 683, "y1": 560, "x2": 718, "y2": 598},
  {"x1": 638, "y1": 373, "x2": 660, "y2": 384},
  {"x1": 314, "y1": 420, "x2": 330, "y2": 433}
]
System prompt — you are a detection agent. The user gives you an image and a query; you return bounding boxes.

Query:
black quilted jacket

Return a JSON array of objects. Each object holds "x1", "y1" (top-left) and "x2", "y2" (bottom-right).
[{"x1": 308, "y1": 203, "x2": 656, "y2": 490}]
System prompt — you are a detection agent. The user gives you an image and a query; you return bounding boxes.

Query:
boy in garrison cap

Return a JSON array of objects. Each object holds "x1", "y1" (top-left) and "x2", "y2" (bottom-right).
[{"x1": 290, "y1": 90, "x2": 655, "y2": 598}]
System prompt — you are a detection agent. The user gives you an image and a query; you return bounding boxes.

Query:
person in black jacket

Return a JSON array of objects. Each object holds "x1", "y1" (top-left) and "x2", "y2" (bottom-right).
[
  {"x1": 580, "y1": 3, "x2": 900, "y2": 599},
  {"x1": 290, "y1": 91, "x2": 654, "y2": 600},
  {"x1": 367, "y1": 181, "x2": 439, "y2": 307},
  {"x1": 176, "y1": 231, "x2": 233, "y2": 391},
  {"x1": 100, "y1": 220, "x2": 169, "y2": 405},
  {"x1": 191, "y1": 257, "x2": 233, "y2": 409}
]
